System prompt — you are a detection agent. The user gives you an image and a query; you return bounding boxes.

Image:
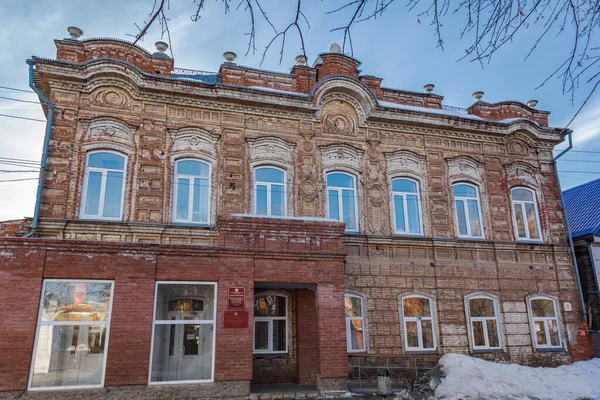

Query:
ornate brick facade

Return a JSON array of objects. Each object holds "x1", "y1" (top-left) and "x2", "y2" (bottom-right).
[{"x1": 0, "y1": 35, "x2": 592, "y2": 397}]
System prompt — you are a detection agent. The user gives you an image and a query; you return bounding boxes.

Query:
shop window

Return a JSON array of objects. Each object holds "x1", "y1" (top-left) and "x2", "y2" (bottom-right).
[
  {"x1": 345, "y1": 294, "x2": 366, "y2": 352},
  {"x1": 466, "y1": 295, "x2": 502, "y2": 351},
  {"x1": 29, "y1": 280, "x2": 114, "y2": 390},
  {"x1": 453, "y1": 183, "x2": 484, "y2": 238},
  {"x1": 511, "y1": 187, "x2": 542, "y2": 241},
  {"x1": 529, "y1": 297, "x2": 562, "y2": 349},
  {"x1": 254, "y1": 293, "x2": 288, "y2": 354},
  {"x1": 391, "y1": 178, "x2": 423, "y2": 235},
  {"x1": 254, "y1": 167, "x2": 286, "y2": 216},
  {"x1": 149, "y1": 282, "x2": 216, "y2": 384},
  {"x1": 401, "y1": 295, "x2": 437, "y2": 352},
  {"x1": 326, "y1": 172, "x2": 358, "y2": 232},
  {"x1": 173, "y1": 159, "x2": 211, "y2": 224},
  {"x1": 80, "y1": 151, "x2": 126, "y2": 220}
]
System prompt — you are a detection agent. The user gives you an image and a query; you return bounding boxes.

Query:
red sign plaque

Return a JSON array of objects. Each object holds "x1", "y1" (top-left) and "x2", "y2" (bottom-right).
[
  {"x1": 228, "y1": 287, "x2": 245, "y2": 310},
  {"x1": 224, "y1": 311, "x2": 248, "y2": 328}
]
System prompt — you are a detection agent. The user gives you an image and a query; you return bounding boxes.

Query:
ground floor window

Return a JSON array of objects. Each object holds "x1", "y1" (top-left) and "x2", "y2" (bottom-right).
[
  {"x1": 345, "y1": 294, "x2": 366, "y2": 352},
  {"x1": 29, "y1": 280, "x2": 114, "y2": 390},
  {"x1": 529, "y1": 296, "x2": 562, "y2": 349},
  {"x1": 401, "y1": 295, "x2": 437, "y2": 352},
  {"x1": 254, "y1": 292, "x2": 288, "y2": 354},
  {"x1": 149, "y1": 282, "x2": 216, "y2": 384}
]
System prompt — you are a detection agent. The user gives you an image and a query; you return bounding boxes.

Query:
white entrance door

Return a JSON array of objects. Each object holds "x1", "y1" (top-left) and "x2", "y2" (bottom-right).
[{"x1": 165, "y1": 324, "x2": 205, "y2": 381}]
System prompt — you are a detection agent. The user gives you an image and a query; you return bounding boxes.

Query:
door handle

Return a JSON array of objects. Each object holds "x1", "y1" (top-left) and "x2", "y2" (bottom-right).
[{"x1": 180, "y1": 346, "x2": 184, "y2": 357}]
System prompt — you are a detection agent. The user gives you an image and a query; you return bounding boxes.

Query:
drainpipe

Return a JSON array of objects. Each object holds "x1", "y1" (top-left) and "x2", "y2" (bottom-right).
[
  {"x1": 553, "y1": 128, "x2": 588, "y2": 322},
  {"x1": 24, "y1": 59, "x2": 54, "y2": 238}
]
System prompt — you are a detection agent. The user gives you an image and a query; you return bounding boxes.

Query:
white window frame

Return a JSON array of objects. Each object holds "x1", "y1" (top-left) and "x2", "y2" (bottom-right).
[
  {"x1": 27, "y1": 279, "x2": 115, "y2": 391},
  {"x1": 253, "y1": 292, "x2": 289, "y2": 354},
  {"x1": 401, "y1": 295, "x2": 437, "y2": 352},
  {"x1": 326, "y1": 172, "x2": 359, "y2": 233},
  {"x1": 391, "y1": 177, "x2": 423, "y2": 236},
  {"x1": 510, "y1": 187, "x2": 543, "y2": 242},
  {"x1": 345, "y1": 294, "x2": 367, "y2": 352},
  {"x1": 172, "y1": 159, "x2": 212, "y2": 225},
  {"x1": 79, "y1": 150, "x2": 127, "y2": 221},
  {"x1": 148, "y1": 281, "x2": 218, "y2": 385},
  {"x1": 528, "y1": 296, "x2": 563, "y2": 350},
  {"x1": 466, "y1": 295, "x2": 502, "y2": 351},
  {"x1": 253, "y1": 166, "x2": 287, "y2": 216},
  {"x1": 453, "y1": 183, "x2": 485, "y2": 239}
]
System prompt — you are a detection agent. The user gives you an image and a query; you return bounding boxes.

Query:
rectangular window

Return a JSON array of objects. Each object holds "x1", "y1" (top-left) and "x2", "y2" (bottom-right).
[
  {"x1": 80, "y1": 152, "x2": 126, "y2": 221},
  {"x1": 29, "y1": 280, "x2": 114, "y2": 390},
  {"x1": 326, "y1": 173, "x2": 358, "y2": 232},
  {"x1": 467, "y1": 297, "x2": 502, "y2": 351},
  {"x1": 149, "y1": 282, "x2": 216, "y2": 384},
  {"x1": 453, "y1": 184, "x2": 484, "y2": 238},
  {"x1": 254, "y1": 294, "x2": 288, "y2": 354},
  {"x1": 530, "y1": 297, "x2": 562, "y2": 349},
  {"x1": 345, "y1": 295, "x2": 366, "y2": 352},
  {"x1": 402, "y1": 296, "x2": 437, "y2": 352}
]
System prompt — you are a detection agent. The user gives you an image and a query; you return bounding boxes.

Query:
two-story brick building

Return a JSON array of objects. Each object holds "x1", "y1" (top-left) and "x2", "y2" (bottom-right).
[{"x1": 0, "y1": 29, "x2": 593, "y2": 399}]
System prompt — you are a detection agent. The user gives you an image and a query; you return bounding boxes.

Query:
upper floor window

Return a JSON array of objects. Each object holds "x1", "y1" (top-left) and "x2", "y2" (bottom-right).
[
  {"x1": 173, "y1": 159, "x2": 211, "y2": 224},
  {"x1": 453, "y1": 183, "x2": 484, "y2": 238},
  {"x1": 466, "y1": 295, "x2": 501, "y2": 351},
  {"x1": 327, "y1": 172, "x2": 358, "y2": 232},
  {"x1": 80, "y1": 151, "x2": 126, "y2": 220},
  {"x1": 254, "y1": 293, "x2": 288, "y2": 354},
  {"x1": 529, "y1": 297, "x2": 562, "y2": 349},
  {"x1": 391, "y1": 178, "x2": 422, "y2": 235},
  {"x1": 511, "y1": 187, "x2": 542, "y2": 241},
  {"x1": 254, "y1": 167, "x2": 286, "y2": 216},
  {"x1": 345, "y1": 294, "x2": 366, "y2": 352},
  {"x1": 401, "y1": 295, "x2": 437, "y2": 352}
]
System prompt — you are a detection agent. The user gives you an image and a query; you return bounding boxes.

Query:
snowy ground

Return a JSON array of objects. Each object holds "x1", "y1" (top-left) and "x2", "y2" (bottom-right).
[{"x1": 432, "y1": 353, "x2": 600, "y2": 400}]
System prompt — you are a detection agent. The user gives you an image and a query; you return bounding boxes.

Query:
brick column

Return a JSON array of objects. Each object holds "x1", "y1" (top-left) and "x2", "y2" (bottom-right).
[
  {"x1": 297, "y1": 289, "x2": 318, "y2": 384},
  {"x1": 315, "y1": 283, "x2": 348, "y2": 392}
]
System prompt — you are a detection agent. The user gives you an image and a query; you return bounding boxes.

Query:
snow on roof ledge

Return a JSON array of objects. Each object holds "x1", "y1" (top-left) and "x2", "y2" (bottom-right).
[{"x1": 230, "y1": 214, "x2": 339, "y2": 223}]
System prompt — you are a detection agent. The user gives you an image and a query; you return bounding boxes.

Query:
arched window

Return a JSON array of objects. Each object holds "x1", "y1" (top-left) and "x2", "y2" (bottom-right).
[
  {"x1": 529, "y1": 296, "x2": 562, "y2": 349},
  {"x1": 326, "y1": 172, "x2": 358, "y2": 232},
  {"x1": 173, "y1": 159, "x2": 211, "y2": 224},
  {"x1": 511, "y1": 187, "x2": 542, "y2": 241},
  {"x1": 345, "y1": 294, "x2": 366, "y2": 352},
  {"x1": 453, "y1": 183, "x2": 484, "y2": 238},
  {"x1": 80, "y1": 151, "x2": 126, "y2": 220},
  {"x1": 391, "y1": 178, "x2": 422, "y2": 235},
  {"x1": 466, "y1": 295, "x2": 502, "y2": 350},
  {"x1": 254, "y1": 167, "x2": 286, "y2": 216},
  {"x1": 254, "y1": 293, "x2": 288, "y2": 354},
  {"x1": 401, "y1": 295, "x2": 437, "y2": 351}
]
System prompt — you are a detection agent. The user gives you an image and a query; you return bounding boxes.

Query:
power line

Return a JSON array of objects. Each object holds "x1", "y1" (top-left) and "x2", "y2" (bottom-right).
[
  {"x1": 556, "y1": 159, "x2": 600, "y2": 163},
  {"x1": 0, "y1": 169, "x2": 39, "y2": 173},
  {"x1": 555, "y1": 149, "x2": 600, "y2": 154},
  {"x1": 0, "y1": 177, "x2": 39, "y2": 183},
  {"x1": 0, "y1": 114, "x2": 46, "y2": 123},
  {"x1": 0, "y1": 85, "x2": 34, "y2": 94},
  {"x1": 0, "y1": 156, "x2": 40, "y2": 164},
  {"x1": 0, "y1": 96, "x2": 39, "y2": 104}
]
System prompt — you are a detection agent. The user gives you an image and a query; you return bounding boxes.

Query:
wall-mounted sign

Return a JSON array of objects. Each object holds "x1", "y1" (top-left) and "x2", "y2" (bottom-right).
[
  {"x1": 228, "y1": 287, "x2": 245, "y2": 310},
  {"x1": 224, "y1": 310, "x2": 248, "y2": 328}
]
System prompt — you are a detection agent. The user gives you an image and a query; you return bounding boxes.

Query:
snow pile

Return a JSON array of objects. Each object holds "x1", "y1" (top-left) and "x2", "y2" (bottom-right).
[{"x1": 434, "y1": 354, "x2": 600, "y2": 400}]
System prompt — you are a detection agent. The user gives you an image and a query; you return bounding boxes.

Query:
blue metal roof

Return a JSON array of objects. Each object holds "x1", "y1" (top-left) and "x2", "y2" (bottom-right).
[{"x1": 563, "y1": 177, "x2": 600, "y2": 238}]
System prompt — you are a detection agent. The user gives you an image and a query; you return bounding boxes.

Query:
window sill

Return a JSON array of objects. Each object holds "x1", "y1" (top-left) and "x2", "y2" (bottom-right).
[
  {"x1": 170, "y1": 222, "x2": 213, "y2": 228},
  {"x1": 535, "y1": 347, "x2": 566, "y2": 353},
  {"x1": 471, "y1": 348, "x2": 505, "y2": 354},
  {"x1": 394, "y1": 233, "x2": 424, "y2": 238},
  {"x1": 457, "y1": 236, "x2": 486, "y2": 241},
  {"x1": 253, "y1": 353, "x2": 289, "y2": 359},
  {"x1": 79, "y1": 217, "x2": 123, "y2": 222},
  {"x1": 404, "y1": 350, "x2": 439, "y2": 355},
  {"x1": 517, "y1": 239, "x2": 544, "y2": 244}
]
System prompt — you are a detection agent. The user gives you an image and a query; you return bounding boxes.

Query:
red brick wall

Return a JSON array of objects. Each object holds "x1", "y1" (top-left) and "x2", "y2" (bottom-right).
[{"x1": 0, "y1": 229, "x2": 347, "y2": 392}]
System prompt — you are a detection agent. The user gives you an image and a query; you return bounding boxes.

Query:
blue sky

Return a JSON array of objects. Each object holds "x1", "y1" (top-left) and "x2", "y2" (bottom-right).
[{"x1": 1, "y1": 0, "x2": 599, "y2": 220}]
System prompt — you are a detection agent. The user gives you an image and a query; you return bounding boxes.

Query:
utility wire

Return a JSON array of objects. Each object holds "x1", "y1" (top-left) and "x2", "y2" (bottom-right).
[
  {"x1": 0, "y1": 177, "x2": 39, "y2": 183},
  {"x1": 0, "y1": 114, "x2": 46, "y2": 123},
  {"x1": 0, "y1": 96, "x2": 39, "y2": 104},
  {"x1": 0, "y1": 169, "x2": 39, "y2": 173},
  {"x1": 0, "y1": 156, "x2": 40, "y2": 164},
  {"x1": 0, "y1": 85, "x2": 34, "y2": 93}
]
